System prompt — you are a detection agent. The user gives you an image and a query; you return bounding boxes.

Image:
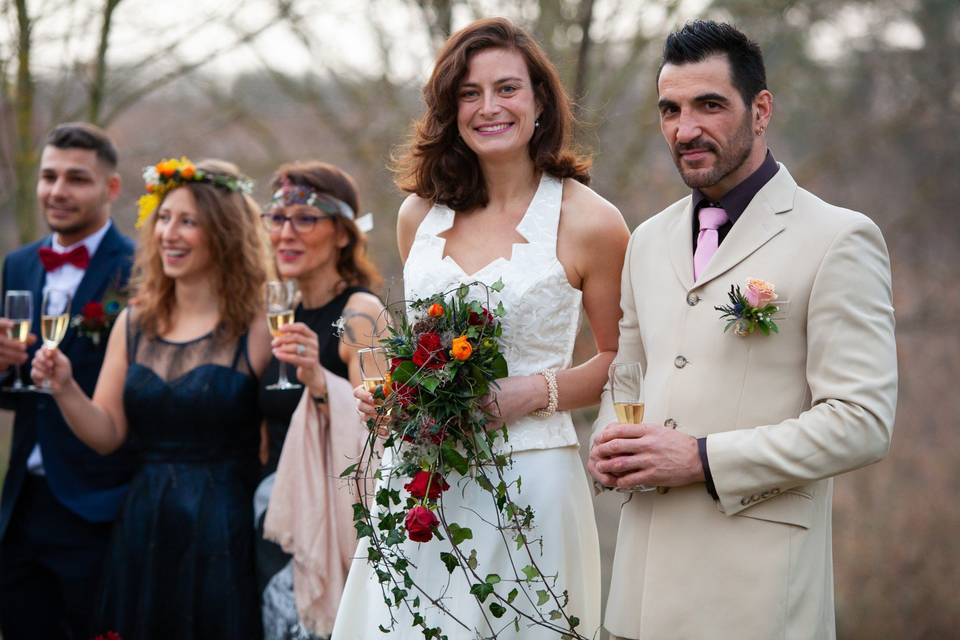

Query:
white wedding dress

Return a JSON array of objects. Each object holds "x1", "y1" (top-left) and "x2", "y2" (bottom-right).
[{"x1": 332, "y1": 174, "x2": 601, "y2": 639}]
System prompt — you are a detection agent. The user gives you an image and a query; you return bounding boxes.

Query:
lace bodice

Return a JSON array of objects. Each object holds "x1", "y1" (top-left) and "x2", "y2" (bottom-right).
[{"x1": 403, "y1": 173, "x2": 582, "y2": 451}]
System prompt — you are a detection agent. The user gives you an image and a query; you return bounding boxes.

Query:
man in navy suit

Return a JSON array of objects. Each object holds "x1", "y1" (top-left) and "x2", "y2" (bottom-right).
[{"x1": 0, "y1": 123, "x2": 136, "y2": 639}]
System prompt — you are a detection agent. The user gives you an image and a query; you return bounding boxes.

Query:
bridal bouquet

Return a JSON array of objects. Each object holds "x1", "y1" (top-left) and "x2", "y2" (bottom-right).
[{"x1": 346, "y1": 280, "x2": 586, "y2": 639}]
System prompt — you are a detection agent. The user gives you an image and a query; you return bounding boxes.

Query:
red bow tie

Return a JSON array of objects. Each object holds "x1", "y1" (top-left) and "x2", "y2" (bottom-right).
[{"x1": 38, "y1": 245, "x2": 90, "y2": 272}]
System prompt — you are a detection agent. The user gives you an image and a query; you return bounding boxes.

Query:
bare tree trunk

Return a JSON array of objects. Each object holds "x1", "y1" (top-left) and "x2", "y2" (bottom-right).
[
  {"x1": 572, "y1": 0, "x2": 595, "y2": 115},
  {"x1": 13, "y1": 0, "x2": 36, "y2": 244},
  {"x1": 88, "y1": 0, "x2": 123, "y2": 125}
]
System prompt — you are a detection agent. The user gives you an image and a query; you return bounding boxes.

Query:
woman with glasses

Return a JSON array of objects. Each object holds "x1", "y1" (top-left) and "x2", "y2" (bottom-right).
[{"x1": 255, "y1": 161, "x2": 387, "y2": 640}]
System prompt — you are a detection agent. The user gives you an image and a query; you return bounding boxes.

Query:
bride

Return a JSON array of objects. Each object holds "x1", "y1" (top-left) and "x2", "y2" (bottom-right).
[{"x1": 333, "y1": 17, "x2": 628, "y2": 639}]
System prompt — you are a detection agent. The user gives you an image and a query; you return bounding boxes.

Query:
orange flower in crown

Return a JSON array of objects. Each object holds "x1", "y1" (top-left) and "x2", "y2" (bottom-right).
[
  {"x1": 427, "y1": 303, "x2": 444, "y2": 318},
  {"x1": 135, "y1": 156, "x2": 253, "y2": 228}
]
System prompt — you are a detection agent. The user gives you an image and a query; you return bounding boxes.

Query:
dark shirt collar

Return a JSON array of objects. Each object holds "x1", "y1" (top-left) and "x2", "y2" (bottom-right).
[{"x1": 692, "y1": 150, "x2": 780, "y2": 223}]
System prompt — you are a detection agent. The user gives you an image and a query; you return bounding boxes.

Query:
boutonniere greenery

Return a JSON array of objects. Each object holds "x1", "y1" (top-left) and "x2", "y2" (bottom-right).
[
  {"x1": 71, "y1": 285, "x2": 127, "y2": 346},
  {"x1": 715, "y1": 278, "x2": 780, "y2": 337}
]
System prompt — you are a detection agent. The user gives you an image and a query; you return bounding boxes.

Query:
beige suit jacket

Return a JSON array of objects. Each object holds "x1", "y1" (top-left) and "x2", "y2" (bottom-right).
[{"x1": 594, "y1": 165, "x2": 897, "y2": 640}]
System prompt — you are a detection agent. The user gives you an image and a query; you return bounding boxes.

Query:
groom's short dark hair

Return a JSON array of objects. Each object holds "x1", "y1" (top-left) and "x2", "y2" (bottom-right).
[
  {"x1": 45, "y1": 122, "x2": 118, "y2": 169},
  {"x1": 659, "y1": 20, "x2": 767, "y2": 107}
]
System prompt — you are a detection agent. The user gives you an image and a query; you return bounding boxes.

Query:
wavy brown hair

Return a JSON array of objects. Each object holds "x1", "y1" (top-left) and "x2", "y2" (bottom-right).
[
  {"x1": 271, "y1": 161, "x2": 381, "y2": 291},
  {"x1": 394, "y1": 17, "x2": 591, "y2": 211},
  {"x1": 131, "y1": 159, "x2": 268, "y2": 341}
]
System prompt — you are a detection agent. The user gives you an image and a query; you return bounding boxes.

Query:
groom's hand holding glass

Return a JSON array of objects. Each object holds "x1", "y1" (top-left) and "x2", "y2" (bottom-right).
[{"x1": 589, "y1": 362, "x2": 705, "y2": 491}]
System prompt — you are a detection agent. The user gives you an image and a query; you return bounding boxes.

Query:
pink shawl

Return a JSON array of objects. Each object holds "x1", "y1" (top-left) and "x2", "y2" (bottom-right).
[{"x1": 263, "y1": 369, "x2": 368, "y2": 637}]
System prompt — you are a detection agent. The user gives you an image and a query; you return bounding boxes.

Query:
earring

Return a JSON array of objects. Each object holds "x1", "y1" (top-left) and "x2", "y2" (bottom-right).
[{"x1": 535, "y1": 119, "x2": 540, "y2": 128}]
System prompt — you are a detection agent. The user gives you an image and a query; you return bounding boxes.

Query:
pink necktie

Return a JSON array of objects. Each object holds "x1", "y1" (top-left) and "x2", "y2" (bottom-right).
[{"x1": 693, "y1": 206, "x2": 728, "y2": 281}]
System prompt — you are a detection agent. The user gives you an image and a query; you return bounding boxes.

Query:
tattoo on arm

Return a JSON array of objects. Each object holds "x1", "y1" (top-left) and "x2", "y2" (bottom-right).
[{"x1": 340, "y1": 309, "x2": 379, "y2": 345}]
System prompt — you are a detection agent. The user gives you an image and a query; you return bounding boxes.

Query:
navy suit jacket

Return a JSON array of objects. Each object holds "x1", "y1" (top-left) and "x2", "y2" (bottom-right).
[{"x1": 0, "y1": 223, "x2": 137, "y2": 540}]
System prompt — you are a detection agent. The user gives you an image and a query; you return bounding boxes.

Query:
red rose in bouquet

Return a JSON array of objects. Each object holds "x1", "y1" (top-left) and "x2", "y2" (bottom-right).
[
  {"x1": 468, "y1": 307, "x2": 494, "y2": 326},
  {"x1": 404, "y1": 505, "x2": 439, "y2": 542},
  {"x1": 412, "y1": 332, "x2": 447, "y2": 369},
  {"x1": 404, "y1": 471, "x2": 450, "y2": 501}
]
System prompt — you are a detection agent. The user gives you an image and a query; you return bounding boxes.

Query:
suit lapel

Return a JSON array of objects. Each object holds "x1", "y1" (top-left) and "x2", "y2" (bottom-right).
[
  {"x1": 28, "y1": 238, "x2": 51, "y2": 335},
  {"x1": 668, "y1": 198, "x2": 696, "y2": 291},
  {"x1": 694, "y1": 166, "x2": 797, "y2": 289},
  {"x1": 60, "y1": 225, "x2": 125, "y2": 351}
]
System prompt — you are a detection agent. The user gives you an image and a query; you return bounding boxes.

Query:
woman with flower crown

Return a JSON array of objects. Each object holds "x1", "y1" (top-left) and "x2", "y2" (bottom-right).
[
  {"x1": 333, "y1": 17, "x2": 629, "y2": 639},
  {"x1": 31, "y1": 158, "x2": 272, "y2": 639}
]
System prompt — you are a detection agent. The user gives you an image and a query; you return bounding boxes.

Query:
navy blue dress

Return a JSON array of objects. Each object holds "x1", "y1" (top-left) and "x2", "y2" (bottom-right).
[{"x1": 93, "y1": 323, "x2": 262, "y2": 639}]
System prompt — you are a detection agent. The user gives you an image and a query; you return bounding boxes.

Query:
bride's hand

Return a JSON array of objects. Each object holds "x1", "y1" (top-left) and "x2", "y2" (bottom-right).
[{"x1": 484, "y1": 374, "x2": 549, "y2": 428}]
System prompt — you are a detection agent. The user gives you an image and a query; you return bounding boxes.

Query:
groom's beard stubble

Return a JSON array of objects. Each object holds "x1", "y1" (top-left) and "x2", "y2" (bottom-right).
[{"x1": 673, "y1": 112, "x2": 754, "y2": 191}]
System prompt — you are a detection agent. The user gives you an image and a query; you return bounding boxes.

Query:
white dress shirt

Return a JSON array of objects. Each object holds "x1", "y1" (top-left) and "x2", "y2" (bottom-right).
[{"x1": 27, "y1": 220, "x2": 113, "y2": 475}]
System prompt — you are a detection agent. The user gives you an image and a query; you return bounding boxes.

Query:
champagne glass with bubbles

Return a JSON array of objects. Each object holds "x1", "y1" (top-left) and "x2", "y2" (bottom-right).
[
  {"x1": 38, "y1": 288, "x2": 72, "y2": 392},
  {"x1": 609, "y1": 362, "x2": 654, "y2": 492},
  {"x1": 4, "y1": 290, "x2": 33, "y2": 392},
  {"x1": 265, "y1": 280, "x2": 302, "y2": 391}
]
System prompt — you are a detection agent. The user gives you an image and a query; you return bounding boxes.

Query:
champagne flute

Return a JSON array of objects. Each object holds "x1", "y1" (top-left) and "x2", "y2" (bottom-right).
[
  {"x1": 4, "y1": 290, "x2": 33, "y2": 392},
  {"x1": 38, "y1": 288, "x2": 72, "y2": 392},
  {"x1": 358, "y1": 347, "x2": 392, "y2": 427},
  {"x1": 265, "y1": 280, "x2": 302, "y2": 390},
  {"x1": 609, "y1": 362, "x2": 654, "y2": 493}
]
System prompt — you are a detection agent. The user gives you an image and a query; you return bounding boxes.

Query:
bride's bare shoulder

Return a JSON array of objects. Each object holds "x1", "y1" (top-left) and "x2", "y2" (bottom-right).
[
  {"x1": 559, "y1": 178, "x2": 629, "y2": 244},
  {"x1": 397, "y1": 194, "x2": 434, "y2": 262}
]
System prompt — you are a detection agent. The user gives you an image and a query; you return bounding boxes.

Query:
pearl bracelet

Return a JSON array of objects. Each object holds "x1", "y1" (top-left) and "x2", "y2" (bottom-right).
[{"x1": 531, "y1": 368, "x2": 558, "y2": 418}]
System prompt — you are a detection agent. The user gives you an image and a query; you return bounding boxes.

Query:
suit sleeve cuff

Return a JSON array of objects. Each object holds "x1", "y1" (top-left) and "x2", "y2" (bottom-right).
[{"x1": 698, "y1": 436, "x2": 719, "y2": 501}]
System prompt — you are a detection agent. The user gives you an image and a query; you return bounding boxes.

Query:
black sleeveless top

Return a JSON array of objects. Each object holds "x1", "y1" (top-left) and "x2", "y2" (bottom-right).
[{"x1": 257, "y1": 286, "x2": 370, "y2": 475}]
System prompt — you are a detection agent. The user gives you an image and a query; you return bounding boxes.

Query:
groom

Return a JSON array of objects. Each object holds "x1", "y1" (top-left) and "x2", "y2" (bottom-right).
[
  {"x1": 589, "y1": 21, "x2": 897, "y2": 640},
  {"x1": 0, "y1": 123, "x2": 136, "y2": 639}
]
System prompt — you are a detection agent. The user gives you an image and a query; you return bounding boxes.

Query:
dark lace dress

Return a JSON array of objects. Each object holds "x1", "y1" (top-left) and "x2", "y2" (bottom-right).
[
  {"x1": 94, "y1": 322, "x2": 263, "y2": 639},
  {"x1": 255, "y1": 286, "x2": 369, "y2": 640}
]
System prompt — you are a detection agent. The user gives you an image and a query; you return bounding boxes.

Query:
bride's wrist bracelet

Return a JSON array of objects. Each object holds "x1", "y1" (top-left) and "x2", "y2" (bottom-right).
[{"x1": 531, "y1": 369, "x2": 558, "y2": 418}]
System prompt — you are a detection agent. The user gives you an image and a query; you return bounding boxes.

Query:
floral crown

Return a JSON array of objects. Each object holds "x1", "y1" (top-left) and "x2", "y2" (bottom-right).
[{"x1": 136, "y1": 156, "x2": 254, "y2": 228}]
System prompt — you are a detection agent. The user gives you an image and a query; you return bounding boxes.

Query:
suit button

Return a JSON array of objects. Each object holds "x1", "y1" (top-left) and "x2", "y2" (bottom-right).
[
  {"x1": 686, "y1": 293, "x2": 700, "y2": 306},
  {"x1": 663, "y1": 418, "x2": 677, "y2": 429},
  {"x1": 674, "y1": 355, "x2": 688, "y2": 369}
]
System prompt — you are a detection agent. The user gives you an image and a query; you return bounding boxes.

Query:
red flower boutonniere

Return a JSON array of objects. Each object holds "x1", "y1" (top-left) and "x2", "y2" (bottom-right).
[
  {"x1": 715, "y1": 278, "x2": 780, "y2": 336},
  {"x1": 71, "y1": 285, "x2": 127, "y2": 346}
]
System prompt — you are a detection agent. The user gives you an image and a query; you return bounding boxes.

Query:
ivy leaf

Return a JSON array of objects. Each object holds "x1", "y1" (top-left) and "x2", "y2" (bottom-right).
[
  {"x1": 340, "y1": 463, "x2": 358, "y2": 478},
  {"x1": 470, "y1": 582, "x2": 495, "y2": 603},
  {"x1": 521, "y1": 565, "x2": 539, "y2": 581},
  {"x1": 420, "y1": 375, "x2": 441, "y2": 394},
  {"x1": 440, "y1": 552, "x2": 459, "y2": 573},
  {"x1": 391, "y1": 360, "x2": 417, "y2": 384},
  {"x1": 441, "y1": 444, "x2": 469, "y2": 475},
  {"x1": 495, "y1": 300, "x2": 506, "y2": 317},
  {"x1": 568, "y1": 616, "x2": 580, "y2": 628},
  {"x1": 549, "y1": 609, "x2": 562, "y2": 620},
  {"x1": 537, "y1": 590, "x2": 549, "y2": 606},
  {"x1": 485, "y1": 573, "x2": 501, "y2": 585},
  {"x1": 489, "y1": 602, "x2": 507, "y2": 618},
  {"x1": 490, "y1": 354, "x2": 508, "y2": 379},
  {"x1": 490, "y1": 278, "x2": 505, "y2": 292},
  {"x1": 507, "y1": 588, "x2": 518, "y2": 604},
  {"x1": 447, "y1": 523, "x2": 473, "y2": 546},
  {"x1": 467, "y1": 549, "x2": 478, "y2": 570}
]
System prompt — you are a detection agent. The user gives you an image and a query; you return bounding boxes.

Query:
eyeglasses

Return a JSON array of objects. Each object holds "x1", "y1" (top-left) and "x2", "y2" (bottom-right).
[{"x1": 260, "y1": 211, "x2": 334, "y2": 233}]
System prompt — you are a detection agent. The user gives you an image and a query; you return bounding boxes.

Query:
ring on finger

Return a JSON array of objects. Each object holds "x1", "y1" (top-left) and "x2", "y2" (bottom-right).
[{"x1": 296, "y1": 343, "x2": 306, "y2": 356}]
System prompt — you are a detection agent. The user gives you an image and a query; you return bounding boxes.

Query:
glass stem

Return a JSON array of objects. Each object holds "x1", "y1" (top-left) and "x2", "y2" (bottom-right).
[
  {"x1": 278, "y1": 361, "x2": 292, "y2": 386},
  {"x1": 12, "y1": 362, "x2": 23, "y2": 389}
]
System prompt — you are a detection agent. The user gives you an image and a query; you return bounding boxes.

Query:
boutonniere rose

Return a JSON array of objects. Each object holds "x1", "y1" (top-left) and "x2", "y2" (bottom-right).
[
  {"x1": 715, "y1": 278, "x2": 780, "y2": 336},
  {"x1": 71, "y1": 285, "x2": 127, "y2": 346}
]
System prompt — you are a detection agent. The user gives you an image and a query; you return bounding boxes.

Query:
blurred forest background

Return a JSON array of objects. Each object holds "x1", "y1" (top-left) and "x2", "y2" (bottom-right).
[{"x1": 0, "y1": 0, "x2": 957, "y2": 638}]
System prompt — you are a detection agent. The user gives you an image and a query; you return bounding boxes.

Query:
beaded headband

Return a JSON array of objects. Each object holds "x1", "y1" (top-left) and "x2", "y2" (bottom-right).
[
  {"x1": 268, "y1": 179, "x2": 374, "y2": 232},
  {"x1": 136, "y1": 156, "x2": 254, "y2": 228}
]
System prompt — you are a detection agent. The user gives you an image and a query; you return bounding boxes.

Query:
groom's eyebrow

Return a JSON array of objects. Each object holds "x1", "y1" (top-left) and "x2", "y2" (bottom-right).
[{"x1": 695, "y1": 92, "x2": 731, "y2": 105}]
